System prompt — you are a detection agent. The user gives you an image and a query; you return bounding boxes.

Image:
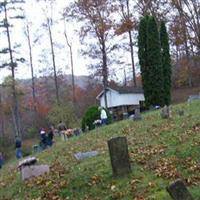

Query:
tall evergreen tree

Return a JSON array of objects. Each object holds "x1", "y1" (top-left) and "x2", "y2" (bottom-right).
[
  {"x1": 0, "y1": 0, "x2": 25, "y2": 137},
  {"x1": 138, "y1": 16, "x2": 150, "y2": 106},
  {"x1": 146, "y1": 16, "x2": 164, "y2": 106},
  {"x1": 160, "y1": 21, "x2": 171, "y2": 105}
]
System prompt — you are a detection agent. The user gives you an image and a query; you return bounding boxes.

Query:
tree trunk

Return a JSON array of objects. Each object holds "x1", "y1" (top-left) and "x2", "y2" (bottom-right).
[
  {"x1": 64, "y1": 32, "x2": 76, "y2": 104},
  {"x1": 176, "y1": 0, "x2": 192, "y2": 87},
  {"x1": 4, "y1": 3, "x2": 20, "y2": 137},
  {"x1": 102, "y1": 42, "x2": 108, "y2": 108},
  {"x1": 69, "y1": 45, "x2": 75, "y2": 104},
  {"x1": 128, "y1": 30, "x2": 136, "y2": 86},
  {"x1": 48, "y1": 21, "x2": 60, "y2": 105},
  {"x1": 0, "y1": 92, "x2": 5, "y2": 145},
  {"x1": 26, "y1": 24, "x2": 37, "y2": 112}
]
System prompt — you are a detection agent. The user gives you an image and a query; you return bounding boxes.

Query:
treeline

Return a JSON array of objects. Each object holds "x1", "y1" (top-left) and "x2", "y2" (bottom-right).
[{"x1": 0, "y1": 0, "x2": 199, "y2": 144}]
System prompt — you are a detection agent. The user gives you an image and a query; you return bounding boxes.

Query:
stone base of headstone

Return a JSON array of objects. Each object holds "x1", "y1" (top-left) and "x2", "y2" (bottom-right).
[
  {"x1": 107, "y1": 137, "x2": 131, "y2": 176},
  {"x1": 134, "y1": 108, "x2": 142, "y2": 121},
  {"x1": 166, "y1": 179, "x2": 193, "y2": 200},
  {"x1": 21, "y1": 165, "x2": 49, "y2": 181}
]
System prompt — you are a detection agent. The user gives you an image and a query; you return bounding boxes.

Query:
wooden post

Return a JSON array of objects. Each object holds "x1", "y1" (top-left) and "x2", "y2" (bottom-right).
[
  {"x1": 166, "y1": 179, "x2": 193, "y2": 200},
  {"x1": 107, "y1": 137, "x2": 131, "y2": 176}
]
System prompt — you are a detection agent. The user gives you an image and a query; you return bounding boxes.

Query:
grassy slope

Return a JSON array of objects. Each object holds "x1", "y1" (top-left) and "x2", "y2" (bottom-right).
[{"x1": 0, "y1": 101, "x2": 200, "y2": 200}]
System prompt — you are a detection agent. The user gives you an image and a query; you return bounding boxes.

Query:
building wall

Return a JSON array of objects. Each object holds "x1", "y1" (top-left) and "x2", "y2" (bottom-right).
[{"x1": 100, "y1": 89, "x2": 145, "y2": 108}]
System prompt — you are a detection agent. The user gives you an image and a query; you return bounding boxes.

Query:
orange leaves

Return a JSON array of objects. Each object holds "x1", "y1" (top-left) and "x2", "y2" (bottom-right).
[
  {"x1": 26, "y1": 161, "x2": 67, "y2": 200},
  {"x1": 183, "y1": 157, "x2": 200, "y2": 174},
  {"x1": 88, "y1": 175, "x2": 102, "y2": 186},
  {"x1": 131, "y1": 145, "x2": 167, "y2": 165},
  {"x1": 115, "y1": 19, "x2": 135, "y2": 35},
  {"x1": 185, "y1": 176, "x2": 200, "y2": 186},
  {"x1": 192, "y1": 123, "x2": 200, "y2": 132},
  {"x1": 130, "y1": 179, "x2": 140, "y2": 192},
  {"x1": 154, "y1": 157, "x2": 179, "y2": 179}
]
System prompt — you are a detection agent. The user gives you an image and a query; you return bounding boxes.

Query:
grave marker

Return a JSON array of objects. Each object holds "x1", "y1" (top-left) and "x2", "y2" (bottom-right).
[
  {"x1": 161, "y1": 105, "x2": 171, "y2": 119},
  {"x1": 166, "y1": 179, "x2": 193, "y2": 200},
  {"x1": 134, "y1": 108, "x2": 142, "y2": 121},
  {"x1": 107, "y1": 137, "x2": 131, "y2": 176}
]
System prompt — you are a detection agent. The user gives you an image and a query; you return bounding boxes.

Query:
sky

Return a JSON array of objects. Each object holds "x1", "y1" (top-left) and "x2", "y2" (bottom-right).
[{"x1": 0, "y1": 0, "x2": 138, "y2": 83}]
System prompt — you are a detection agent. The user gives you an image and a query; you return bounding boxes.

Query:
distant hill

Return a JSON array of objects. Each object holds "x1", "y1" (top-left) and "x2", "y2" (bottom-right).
[{"x1": 19, "y1": 74, "x2": 96, "y2": 89}]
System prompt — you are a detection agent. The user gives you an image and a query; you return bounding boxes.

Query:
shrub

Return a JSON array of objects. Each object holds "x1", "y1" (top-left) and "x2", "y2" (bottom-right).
[
  {"x1": 47, "y1": 103, "x2": 78, "y2": 128},
  {"x1": 81, "y1": 106, "x2": 112, "y2": 131},
  {"x1": 27, "y1": 127, "x2": 38, "y2": 138}
]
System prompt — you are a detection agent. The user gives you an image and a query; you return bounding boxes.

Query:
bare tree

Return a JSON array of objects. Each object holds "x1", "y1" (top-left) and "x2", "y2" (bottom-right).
[
  {"x1": 24, "y1": 22, "x2": 37, "y2": 112},
  {"x1": 37, "y1": 0, "x2": 60, "y2": 104},
  {"x1": 170, "y1": 0, "x2": 200, "y2": 86},
  {"x1": 65, "y1": 0, "x2": 118, "y2": 108},
  {"x1": 63, "y1": 22, "x2": 76, "y2": 104},
  {"x1": 116, "y1": 0, "x2": 137, "y2": 86}
]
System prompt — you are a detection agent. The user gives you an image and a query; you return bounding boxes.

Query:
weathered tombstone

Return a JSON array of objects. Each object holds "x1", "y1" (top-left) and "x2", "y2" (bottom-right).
[
  {"x1": 21, "y1": 165, "x2": 49, "y2": 181},
  {"x1": 107, "y1": 137, "x2": 131, "y2": 176},
  {"x1": 18, "y1": 157, "x2": 49, "y2": 181},
  {"x1": 74, "y1": 151, "x2": 98, "y2": 160},
  {"x1": 166, "y1": 179, "x2": 193, "y2": 200},
  {"x1": 161, "y1": 105, "x2": 171, "y2": 119},
  {"x1": 134, "y1": 108, "x2": 142, "y2": 121}
]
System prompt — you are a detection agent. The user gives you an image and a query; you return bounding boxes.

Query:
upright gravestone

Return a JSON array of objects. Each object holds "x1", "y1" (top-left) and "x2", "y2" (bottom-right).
[
  {"x1": 134, "y1": 108, "x2": 142, "y2": 121},
  {"x1": 107, "y1": 137, "x2": 131, "y2": 176},
  {"x1": 166, "y1": 179, "x2": 193, "y2": 200},
  {"x1": 161, "y1": 105, "x2": 171, "y2": 119}
]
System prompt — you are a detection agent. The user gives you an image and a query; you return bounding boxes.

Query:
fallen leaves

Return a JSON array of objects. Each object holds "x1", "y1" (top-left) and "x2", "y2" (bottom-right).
[
  {"x1": 131, "y1": 145, "x2": 167, "y2": 165},
  {"x1": 26, "y1": 160, "x2": 68, "y2": 200},
  {"x1": 154, "y1": 157, "x2": 180, "y2": 179},
  {"x1": 88, "y1": 174, "x2": 102, "y2": 186}
]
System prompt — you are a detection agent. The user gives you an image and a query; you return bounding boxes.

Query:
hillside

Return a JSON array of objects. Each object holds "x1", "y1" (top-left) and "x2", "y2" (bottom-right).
[
  {"x1": 19, "y1": 74, "x2": 94, "y2": 89},
  {"x1": 0, "y1": 101, "x2": 200, "y2": 200}
]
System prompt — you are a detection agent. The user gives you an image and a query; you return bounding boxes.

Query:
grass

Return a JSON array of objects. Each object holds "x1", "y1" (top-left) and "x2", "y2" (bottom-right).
[{"x1": 0, "y1": 101, "x2": 200, "y2": 200}]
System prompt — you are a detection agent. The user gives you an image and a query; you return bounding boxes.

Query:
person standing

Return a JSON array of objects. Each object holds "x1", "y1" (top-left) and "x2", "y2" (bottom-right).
[
  {"x1": 40, "y1": 128, "x2": 47, "y2": 150},
  {"x1": 57, "y1": 121, "x2": 66, "y2": 133},
  {"x1": 100, "y1": 107, "x2": 108, "y2": 125},
  {"x1": 0, "y1": 152, "x2": 3, "y2": 169},
  {"x1": 47, "y1": 126, "x2": 54, "y2": 146},
  {"x1": 57, "y1": 121, "x2": 67, "y2": 140},
  {"x1": 15, "y1": 136, "x2": 22, "y2": 159}
]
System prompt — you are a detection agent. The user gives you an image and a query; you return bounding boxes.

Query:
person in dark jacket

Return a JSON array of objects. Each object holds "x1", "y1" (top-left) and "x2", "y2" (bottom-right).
[
  {"x1": 40, "y1": 128, "x2": 47, "y2": 150},
  {"x1": 15, "y1": 136, "x2": 22, "y2": 159},
  {"x1": 0, "y1": 152, "x2": 3, "y2": 169},
  {"x1": 47, "y1": 126, "x2": 54, "y2": 146}
]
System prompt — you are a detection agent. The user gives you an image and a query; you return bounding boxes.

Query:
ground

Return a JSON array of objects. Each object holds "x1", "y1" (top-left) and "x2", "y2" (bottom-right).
[{"x1": 0, "y1": 100, "x2": 200, "y2": 200}]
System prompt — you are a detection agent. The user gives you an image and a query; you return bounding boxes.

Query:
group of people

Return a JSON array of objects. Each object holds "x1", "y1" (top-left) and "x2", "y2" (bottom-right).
[{"x1": 40, "y1": 126, "x2": 54, "y2": 150}]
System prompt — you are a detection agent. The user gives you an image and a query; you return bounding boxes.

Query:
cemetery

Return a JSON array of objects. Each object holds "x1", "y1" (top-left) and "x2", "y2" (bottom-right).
[
  {"x1": 0, "y1": 1, "x2": 199, "y2": 199},
  {"x1": 0, "y1": 100, "x2": 199, "y2": 199}
]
